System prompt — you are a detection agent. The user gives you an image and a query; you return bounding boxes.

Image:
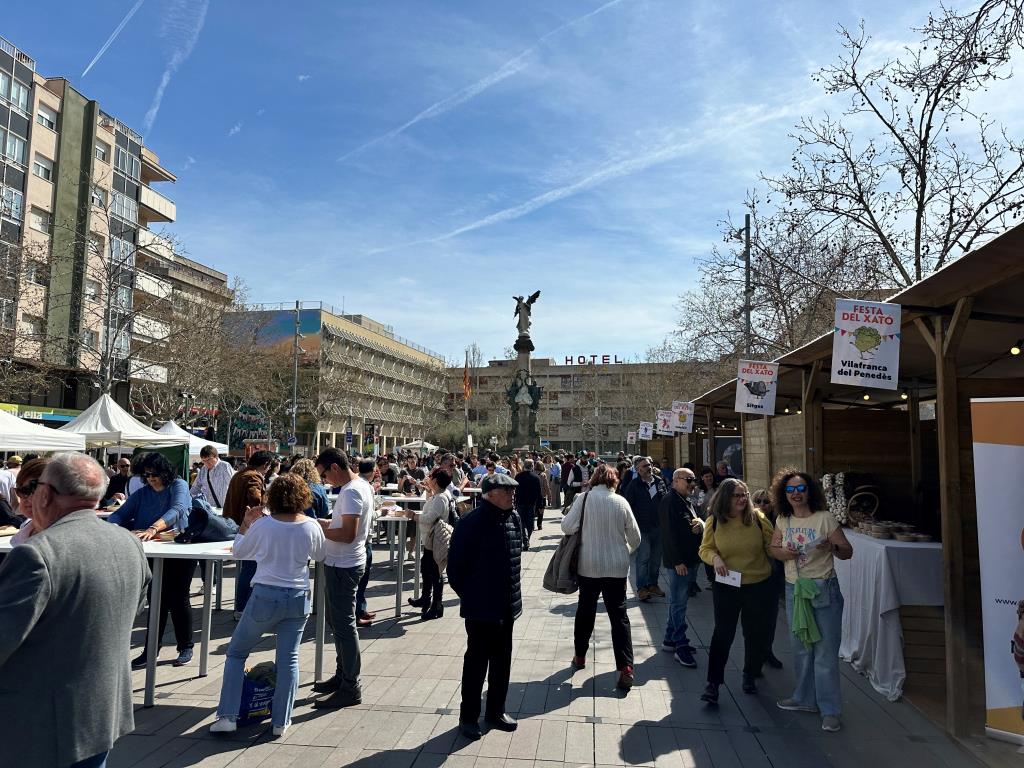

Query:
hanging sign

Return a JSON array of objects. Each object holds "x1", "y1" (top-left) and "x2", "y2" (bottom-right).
[
  {"x1": 656, "y1": 410, "x2": 674, "y2": 436},
  {"x1": 626, "y1": 430, "x2": 637, "y2": 445},
  {"x1": 638, "y1": 422, "x2": 654, "y2": 440},
  {"x1": 830, "y1": 299, "x2": 901, "y2": 391},
  {"x1": 671, "y1": 401, "x2": 695, "y2": 433},
  {"x1": 735, "y1": 360, "x2": 779, "y2": 415}
]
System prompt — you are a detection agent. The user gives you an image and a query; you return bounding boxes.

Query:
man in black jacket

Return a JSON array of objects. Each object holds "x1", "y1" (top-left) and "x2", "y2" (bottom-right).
[
  {"x1": 623, "y1": 456, "x2": 668, "y2": 601},
  {"x1": 513, "y1": 460, "x2": 544, "y2": 550},
  {"x1": 447, "y1": 472, "x2": 522, "y2": 741},
  {"x1": 659, "y1": 467, "x2": 705, "y2": 668}
]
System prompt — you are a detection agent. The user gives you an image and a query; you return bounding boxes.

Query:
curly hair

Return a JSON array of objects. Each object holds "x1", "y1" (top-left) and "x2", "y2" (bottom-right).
[
  {"x1": 289, "y1": 458, "x2": 321, "y2": 486},
  {"x1": 139, "y1": 452, "x2": 176, "y2": 486},
  {"x1": 267, "y1": 473, "x2": 312, "y2": 515},
  {"x1": 770, "y1": 468, "x2": 825, "y2": 517}
]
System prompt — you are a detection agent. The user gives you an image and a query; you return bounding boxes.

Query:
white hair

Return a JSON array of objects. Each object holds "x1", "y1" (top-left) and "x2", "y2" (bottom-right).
[{"x1": 42, "y1": 453, "x2": 107, "y2": 501}]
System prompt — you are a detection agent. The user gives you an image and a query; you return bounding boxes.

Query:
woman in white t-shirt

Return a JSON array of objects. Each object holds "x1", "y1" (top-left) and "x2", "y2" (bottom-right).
[
  {"x1": 211, "y1": 474, "x2": 326, "y2": 738},
  {"x1": 768, "y1": 470, "x2": 852, "y2": 734}
]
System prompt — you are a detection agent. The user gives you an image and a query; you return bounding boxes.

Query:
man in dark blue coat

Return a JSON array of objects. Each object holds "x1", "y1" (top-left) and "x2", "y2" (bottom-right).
[
  {"x1": 447, "y1": 472, "x2": 522, "y2": 741},
  {"x1": 623, "y1": 456, "x2": 668, "y2": 601}
]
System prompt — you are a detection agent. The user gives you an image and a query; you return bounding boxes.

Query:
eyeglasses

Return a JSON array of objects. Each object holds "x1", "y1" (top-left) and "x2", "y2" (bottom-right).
[
  {"x1": 785, "y1": 484, "x2": 808, "y2": 493},
  {"x1": 732, "y1": 493, "x2": 749, "y2": 499},
  {"x1": 15, "y1": 479, "x2": 38, "y2": 497},
  {"x1": 143, "y1": 472, "x2": 159, "y2": 479}
]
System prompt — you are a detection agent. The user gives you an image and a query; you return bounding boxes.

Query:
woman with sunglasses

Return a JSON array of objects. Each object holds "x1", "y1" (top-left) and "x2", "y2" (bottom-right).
[
  {"x1": 9, "y1": 458, "x2": 51, "y2": 545},
  {"x1": 769, "y1": 469, "x2": 852, "y2": 732},
  {"x1": 697, "y1": 477, "x2": 775, "y2": 705},
  {"x1": 107, "y1": 452, "x2": 195, "y2": 668}
]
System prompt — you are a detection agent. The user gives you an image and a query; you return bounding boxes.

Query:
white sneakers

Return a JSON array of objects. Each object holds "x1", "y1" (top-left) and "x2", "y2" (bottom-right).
[
  {"x1": 272, "y1": 724, "x2": 289, "y2": 737},
  {"x1": 209, "y1": 717, "x2": 237, "y2": 734}
]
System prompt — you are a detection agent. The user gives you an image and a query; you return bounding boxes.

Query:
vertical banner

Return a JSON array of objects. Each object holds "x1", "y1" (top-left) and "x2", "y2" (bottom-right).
[
  {"x1": 656, "y1": 410, "x2": 674, "y2": 436},
  {"x1": 638, "y1": 422, "x2": 654, "y2": 441},
  {"x1": 735, "y1": 360, "x2": 779, "y2": 415},
  {"x1": 626, "y1": 430, "x2": 637, "y2": 445},
  {"x1": 971, "y1": 397, "x2": 1024, "y2": 744},
  {"x1": 830, "y1": 299, "x2": 902, "y2": 390},
  {"x1": 671, "y1": 400, "x2": 695, "y2": 433}
]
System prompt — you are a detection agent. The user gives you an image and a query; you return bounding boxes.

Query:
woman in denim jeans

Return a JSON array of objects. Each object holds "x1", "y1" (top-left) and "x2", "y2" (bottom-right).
[
  {"x1": 768, "y1": 470, "x2": 852, "y2": 733},
  {"x1": 211, "y1": 475, "x2": 326, "y2": 737}
]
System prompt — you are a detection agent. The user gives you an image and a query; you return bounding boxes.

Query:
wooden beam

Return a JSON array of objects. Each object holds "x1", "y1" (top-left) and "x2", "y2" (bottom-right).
[
  {"x1": 942, "y1": 296, "x2": 974, "y2": 359},
  {"x1": 802, "y1": 363, "x2": 823, "y2": 476},
  {"x1": 908, "y1": 386, "x2": 922, "y2": 518},
  {"x1": 705, "y1": 405, "x2": 716, "y2": 467},
  {"x1": 802, "y1": 360, "x2": 822, "y2": 404},
  {"x1": 933, "y1": 316, "x2": 969, "y2": 737},
  {"x1": 914, "y1": 317, "x2": 937, "y2": 355},
  {"x1": 765, "y1": 415, "x2": 775, "y2": 483}
]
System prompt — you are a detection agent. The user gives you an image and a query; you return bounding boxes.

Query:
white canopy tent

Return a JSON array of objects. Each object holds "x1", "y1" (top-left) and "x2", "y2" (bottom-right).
[
  {"x1": 0, "y1": 409, "x2": 87, "y2": 452},
  {"x1": 397, "y1": 439, "x2": 439, "y2": 456},
  {"x1": 156, "y1": 420, "x2": 229, "y2": 459},
  {"x1": 58, "y1": 395, "x2": 188, "y2": 449}
]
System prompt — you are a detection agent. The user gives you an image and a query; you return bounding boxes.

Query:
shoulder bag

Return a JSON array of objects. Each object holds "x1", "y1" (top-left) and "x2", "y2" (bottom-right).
[{"x1": 543, "y1": 491, "x2": 589, "y2": 594}]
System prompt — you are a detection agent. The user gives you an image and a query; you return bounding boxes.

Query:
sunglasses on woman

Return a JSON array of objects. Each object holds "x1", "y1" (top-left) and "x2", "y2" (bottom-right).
[
  {"x1": 785, "y1": 484, "x2": 808, "y2": 493},
  {"x1": 15, "y1": 479, "x2": 38, "y2": 497}
]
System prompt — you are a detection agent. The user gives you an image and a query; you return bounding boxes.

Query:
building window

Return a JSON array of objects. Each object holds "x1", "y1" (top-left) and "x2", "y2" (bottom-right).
[
  {"x1": 546, "y1": 391, "x2": 558, "y2": 402},
  {"x1": 110, "y1": 237, "x2": 134, "y2": 268},
  {"x1": 561, "y1": 409, "x2": 573, "y2": 421},
  {"x1": 1, "y1": 130, "x2": 26, "y2": 166},
  {"x1": 84, "y1": 279, "x2": 101, "y2": 301},
  {"x1": 36, "y1": 104, "x2": 57, "y2": 131},
  {"x1": 111, "y1": 191, "x2": 137, "y2": 223},
  {"x1": 89, "y1": 233, "x2": 104, "y2": 258},
  {"x1": 1, "y1": 187, "x2": 24, "y2": 221},
  {"x1": 114, "y1": 284, "x2": 132, "y2": 309},
  {"x1": 81, "y1": 329, "x2": 98, "y2": 350},
  {"x1": 19, "y1": 313, "x2": 43, "y2": 338},
  {"x1": 0, "y1": 298, "x2": 14, "y2": 329},
  {"x1": 24, "y1": 260, "x2": 44, "y2": 284},
  {"x1": 32, "y1": 155, "x2": 54, "y2": 182},
  {"x1": 0, "y1": 73, "x2": 8, "y2": 104},
  {"x1": 95, "y1": 141, "x2": 110, "y2": 163},
  {"x1": 29, "y1": 208, "x2": 51, "y2": 234},
  {"x1": 90, "y1": 186, "x2": 107, "y2": 208},
  {"x1": 114, "y1": 146, "x2": 140, "y2": 180},
  {"x1": 8, "y1": 79, "x2": 29, "y2": 112}
]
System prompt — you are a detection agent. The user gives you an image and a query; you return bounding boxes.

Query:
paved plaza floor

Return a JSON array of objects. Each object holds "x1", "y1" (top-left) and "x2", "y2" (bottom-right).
[{"x1": 111, "y1": 509, "x2": 1019, "y2": 767}]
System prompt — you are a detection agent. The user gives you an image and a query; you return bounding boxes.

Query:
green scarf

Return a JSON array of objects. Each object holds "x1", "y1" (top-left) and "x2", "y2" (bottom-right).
[{"x1": 791, "y1": 576, "x2": 822, "y2": 649}]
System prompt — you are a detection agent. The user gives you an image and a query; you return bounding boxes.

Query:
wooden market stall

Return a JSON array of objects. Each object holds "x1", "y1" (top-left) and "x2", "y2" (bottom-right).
[{"x1": 688, "y1": 222, "x2": 1024, "y2": 740}]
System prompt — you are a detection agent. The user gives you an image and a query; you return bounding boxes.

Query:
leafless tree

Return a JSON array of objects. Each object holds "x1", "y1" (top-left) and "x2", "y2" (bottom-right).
[{"x1": 765, "y1": 1, "x2": 1024, "y2": 285}]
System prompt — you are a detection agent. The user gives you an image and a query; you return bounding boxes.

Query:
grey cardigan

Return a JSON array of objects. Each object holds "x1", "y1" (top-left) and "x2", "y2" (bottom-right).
[{"x1": 0, "y1": 509, "x2": 151, "y2": 766}]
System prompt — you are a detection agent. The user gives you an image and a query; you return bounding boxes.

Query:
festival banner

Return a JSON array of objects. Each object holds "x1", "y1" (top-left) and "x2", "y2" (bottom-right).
[
  {"x1": 626, "y1": 430, "x2": 637, "y2": 445},
  {"x1": 671, "y1": 400, "x2": 695, "y2": 433},
  {"x1": 656, "y1": 410, "x2": 674, "y2": 436},
  {"x1": 971, "y1": 397, "x2": 1024, "y2": 744},
  {"x1": 830, "y1": 299, "x2": 901, "y2": 390},
  {"x1": 638, "y1": 422, "x2": 654, "y2": 441},
  {"x1": 734, "y1": 360, "x2": 779, "y2": 415}
]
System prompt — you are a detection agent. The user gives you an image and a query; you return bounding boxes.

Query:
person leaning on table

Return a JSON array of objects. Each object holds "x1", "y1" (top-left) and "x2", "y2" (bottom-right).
[
  {"x1": 0, "y1": 453, "x2": 150, "y2": 768},
  {"x1": 768, "y1": 469, "x2": 852, "y2": 733},
  {"x1": 697, "y1": 477, "x2": 776, "y2": 706},
  {"x1": 106, "y1": 452, "x2": 196, "y2": 670}
]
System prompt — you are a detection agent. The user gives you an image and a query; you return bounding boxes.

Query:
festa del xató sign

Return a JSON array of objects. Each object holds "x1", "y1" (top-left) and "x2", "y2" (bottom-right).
[
  {"x1": 671, "y1": 400, "x2": 695, "y2": 433},
  {"x1": 655, "y1": 410, "x2": 674, "y2": 436},
  {"x1": 830, "y1": 299, "x2": 901, "y2": 391},
  {"x1": 735, "y1": 360, "x2": 779, "y2": 415},
  {"x1": 638, "y1": 421, "x2": 654, "y2": 440}
]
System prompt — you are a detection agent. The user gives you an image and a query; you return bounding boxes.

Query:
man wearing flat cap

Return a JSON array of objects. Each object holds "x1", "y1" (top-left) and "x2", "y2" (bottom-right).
[{"x1": 447, "y1": 472, "x2": 523, "y2": 741}]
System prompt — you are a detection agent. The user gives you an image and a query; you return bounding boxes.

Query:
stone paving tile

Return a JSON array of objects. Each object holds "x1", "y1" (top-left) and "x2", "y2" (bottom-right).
[{"x1": 109, "y1": 508, "x2": 1006, "y2": 768}]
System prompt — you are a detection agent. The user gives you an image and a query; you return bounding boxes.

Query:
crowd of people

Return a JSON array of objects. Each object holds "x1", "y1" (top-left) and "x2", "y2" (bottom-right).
[{"x1": 0, "y1": 441, "x2": 855, "y2": 766}]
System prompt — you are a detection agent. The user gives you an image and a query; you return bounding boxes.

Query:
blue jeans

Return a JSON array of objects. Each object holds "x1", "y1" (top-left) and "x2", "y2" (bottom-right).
[
  {"x1": 71, "y1": 752, "x2": 107, "y2": 768},
  {"x1": 217, "y1": 583, "x2": 310, "y2": 728},
  {"x1": 663, "y1": 565, "x2": 696, "y2": 648},
  {"x1": 785, "y1": 577, "x2": 844, "y2": 716},
  {"x1": 235, "y1": 560, "x2": 258, "y2": 612},
  {"x1": 631, "y1": 526, "x2": 662, "y2": 590}
]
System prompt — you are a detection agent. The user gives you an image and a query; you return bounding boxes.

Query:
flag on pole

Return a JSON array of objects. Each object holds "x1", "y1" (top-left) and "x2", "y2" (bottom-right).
[{"x1": 463, "y1": 354, "x2": 472, "y2": 402}]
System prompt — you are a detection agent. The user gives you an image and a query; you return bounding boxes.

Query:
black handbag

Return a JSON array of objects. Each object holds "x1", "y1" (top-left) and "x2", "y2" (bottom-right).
[{"x1": 175, "y1": 496, "x2": 239, "y2": 543}]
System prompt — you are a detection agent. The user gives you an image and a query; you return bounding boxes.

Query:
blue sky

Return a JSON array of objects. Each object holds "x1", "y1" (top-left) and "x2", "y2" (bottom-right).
[{"x1": 7, "y1": 0, "x2": 1014, "y2": 363}]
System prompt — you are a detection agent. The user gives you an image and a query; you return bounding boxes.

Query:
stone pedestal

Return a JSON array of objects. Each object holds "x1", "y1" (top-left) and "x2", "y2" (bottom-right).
[{"x1": 506, "y1": 334, "x2": 541, "y2": 450}]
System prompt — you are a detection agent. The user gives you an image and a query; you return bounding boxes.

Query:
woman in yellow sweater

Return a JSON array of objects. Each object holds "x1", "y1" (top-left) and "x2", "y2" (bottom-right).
[{"x1": 698, "y1": 477, "x2": 775, "y2": 705}]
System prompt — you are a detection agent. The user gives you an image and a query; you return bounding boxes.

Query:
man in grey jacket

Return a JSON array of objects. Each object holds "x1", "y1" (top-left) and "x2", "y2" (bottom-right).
[{"x1": 0, "y1": 453, "x2": 150, "y2": 768}]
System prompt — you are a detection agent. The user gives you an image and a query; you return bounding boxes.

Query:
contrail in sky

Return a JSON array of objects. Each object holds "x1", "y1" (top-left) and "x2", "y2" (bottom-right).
[
  {"x1": 142, "y1": 0, "x2": 209, "y2": 134},
  {"x1": 82, "y1": 0, "x2": 146, "y2": 78},
  {"x1": 338, "y1": 0, "x2": 628, "y2": 162}
]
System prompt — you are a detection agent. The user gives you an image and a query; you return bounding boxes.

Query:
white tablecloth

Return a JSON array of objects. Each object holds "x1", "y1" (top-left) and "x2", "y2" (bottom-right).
[{"x1": 835, "y1": 530, "x2": 944, "y2": 700}]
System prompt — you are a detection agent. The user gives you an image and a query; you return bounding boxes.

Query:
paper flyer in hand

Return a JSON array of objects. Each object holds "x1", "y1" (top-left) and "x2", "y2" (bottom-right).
[
  {"x1": 715, "y1": 569, "x2": 742, "y2": 587},
  {"x1": 734, "y1": 360, "x2": 779, "y2": 415},
  {"x1": 671, "y1": 401, "x2": 695, "y2": 433},
  {"x1": 830, "y1": 299, "x2": 901, "y2": 390}
]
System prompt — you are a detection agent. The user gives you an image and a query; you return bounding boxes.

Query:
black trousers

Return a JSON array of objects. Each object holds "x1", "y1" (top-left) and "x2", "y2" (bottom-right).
[
  {"x1": 766, "y1": 560, "x2": 786, "y2": 653},
  {"x1": 461, "y1": 617, "x2": 514, "y2": 722},
  {"x1": 574, "y1": 575, "x2": 633, "y2": 670},
  {"x1": 707, "y1": 578, "x2": 774, "y2": 684},
  {"x1": 420, "y1": 550, "x2": 443, "y2": 607},
  {"x1": 518, "y1": 506, "x2": 534, "y2": 548},
  {"x1": 562, "y1": 487, "x2": 578, "y2": 511},
  {"x1": 146, "y1": 558, "x2": 197, "y2": 652}
]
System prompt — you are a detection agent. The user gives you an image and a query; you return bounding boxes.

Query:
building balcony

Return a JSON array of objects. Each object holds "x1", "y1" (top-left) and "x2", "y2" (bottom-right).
[
  {"x1": 139, "y1": 185, "x2": 176, "y2": 224},
  {"x1": 135, "y1": 270, "x2": 172, "y2": 300},
  {"x1": 137, "y1": 228, "x2": 175, "y2": 260},
  {"x1": 140, "y1": 147, "x2": 176, "y2": 185}
]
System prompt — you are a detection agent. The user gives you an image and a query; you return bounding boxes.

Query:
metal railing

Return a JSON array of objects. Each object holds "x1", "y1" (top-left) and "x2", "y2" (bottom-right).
[
  {"x1": 0, "y1": 36, "x2": 35, "y2": 71},
  {"x1": 98, "y1": 110, "x2": 143, "y2": 144}
]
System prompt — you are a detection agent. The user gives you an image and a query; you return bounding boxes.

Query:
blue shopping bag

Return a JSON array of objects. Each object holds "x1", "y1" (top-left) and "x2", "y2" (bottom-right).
[{"x1": 237, "y1": 661, "x2": 276, "y2": 726}]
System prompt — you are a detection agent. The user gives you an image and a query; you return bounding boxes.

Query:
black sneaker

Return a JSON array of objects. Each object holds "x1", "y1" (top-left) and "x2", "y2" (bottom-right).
[
  {"x1": 312, "y1": 675, "x2": 340, "y2": 694},
  {"x1": 131, "y1": 653, "x2": 149, "y2": 670},
  {"x1": 700, "y1": 682, "x2": 719, "y2": 705},
  {"x1": 742, "y1": 674, "x2": 758, "y2": 694},
  {"x1": 312, "y1": 689, "x2": 361, "y2": 709},
  {"x1": 172, "y1": 648, "x2": 193, "y2": 667}
]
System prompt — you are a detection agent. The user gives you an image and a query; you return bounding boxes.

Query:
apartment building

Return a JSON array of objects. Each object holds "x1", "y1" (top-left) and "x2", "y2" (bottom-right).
[
  {"x1": 0, "y1": 34, "x2": 229, "y2": 412},
  {"x1": 446, "y1": 356, "x2": 689, "y2": 454},
  {"x1": 228, "y1": 303, "x2": 447, "y2": 456}
]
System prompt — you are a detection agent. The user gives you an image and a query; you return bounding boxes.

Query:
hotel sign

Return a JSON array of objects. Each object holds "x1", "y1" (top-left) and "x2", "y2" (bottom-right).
[{"x1": 563, "y1": 355, "x2": 625, "y2": 365}]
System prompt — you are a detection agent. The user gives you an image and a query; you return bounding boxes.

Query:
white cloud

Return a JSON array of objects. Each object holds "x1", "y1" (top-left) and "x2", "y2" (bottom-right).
[
  {"x1": 182, "y1": 155, "x2": 196, "y2": 171},
  {"x1": 227, "y1": 122, "x2": 243, "y2": 137},
  {"x1": 142, "y1": 0, "x2": 209, "y2": 135},
  {"x1": 297, "y1": 74, "x2": 311, "y2": 82},
  {"x1": 256, "y1": 108, "x2": 266, "y2": 116}
]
